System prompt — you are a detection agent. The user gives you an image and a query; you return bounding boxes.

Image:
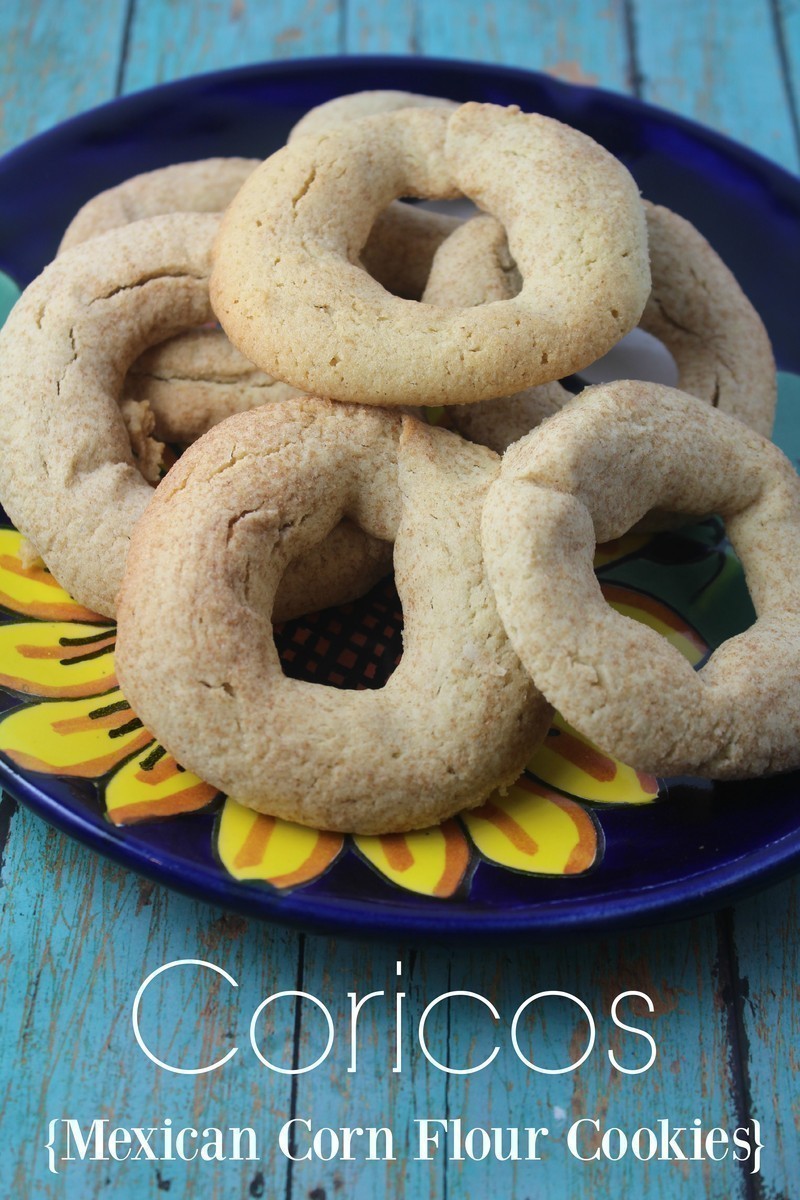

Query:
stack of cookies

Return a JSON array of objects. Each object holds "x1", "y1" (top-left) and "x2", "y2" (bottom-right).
[{"x1": 0, "y1": 90, "x2": 797, "y2": 835}]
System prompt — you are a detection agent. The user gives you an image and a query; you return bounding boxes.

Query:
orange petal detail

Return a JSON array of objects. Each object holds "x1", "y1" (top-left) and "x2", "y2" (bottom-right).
[
  {"x1": 463, "y1": 777, "x2": 598, "y2": 875},
  {"x1": 0, "y1": 689, "x2": 151, "y2": 777},
  {"x1": 217, "y1": 798, "x2": 343, "y2": 888},
  {"x1": 530, "y1": 713, "x2": 659, "y2": 806},
  {"x1": 0, "y1": 529, "x2": 105, "y2": 622},
  {"x1": 0, "y1": 620, "x2": 116, "y2": 698},
  {"x1": 602, "y1": 581, "x2": 708, "y2": 664},
  {"x1": 355, "y1": 820, "x2": 471, "y2": 898},
  {"x1": 105, "y1": 743, "x2": 220, "y2": 824}
]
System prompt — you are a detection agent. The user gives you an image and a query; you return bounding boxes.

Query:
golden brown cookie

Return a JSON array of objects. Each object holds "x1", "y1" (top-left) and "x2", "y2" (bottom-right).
[
  {"x1": 59, "y1": 159, "x2": 293, "y2": 446},
  {"x1": 115, "y1": 399, "x2": 550, "y2": 833},
  {"x1": 482, "y1": 380, "x2": 800, "y2": 779},
  {"x1": 423, "y1": 204, "x2": 775, "y2": 449},
  {"x1": 124, "y1": 327, "x2": 302, "y2": 445},
  {"x1": 0, "y1": 214, "x2": 391, "y2": 618},
  {"x1": 289, "y1": 88, "x2": 459, "y2": 140},
  {"x1": 291, "y1": 90, "x2": 462, "y2": 300},
  {"x1": 58, "y1": 158, "x2": 260, "y2": 252},
  {"x1": 61, "y1": 157, "x2": 460, "y2": 443},
  {"x1": 210, "y1": 103, "x2": 650, "y2": 406}
]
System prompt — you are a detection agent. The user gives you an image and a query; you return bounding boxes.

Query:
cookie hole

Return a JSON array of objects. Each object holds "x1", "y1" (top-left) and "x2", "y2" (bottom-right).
[
  {"x1": 360, "y1": 197, "x2": 479, "y2": 300},
  {"x1": 274, "y1": 574, "x2": 403, "y2": 692},
  {"x1": 576, "y1": 327, "x2": 678, "y2": 389}
]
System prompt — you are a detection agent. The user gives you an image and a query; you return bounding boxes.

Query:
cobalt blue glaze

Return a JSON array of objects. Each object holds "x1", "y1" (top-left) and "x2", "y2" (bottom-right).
[{"x1": 0, "y1": 56, "x2": 799, "y2": 939}]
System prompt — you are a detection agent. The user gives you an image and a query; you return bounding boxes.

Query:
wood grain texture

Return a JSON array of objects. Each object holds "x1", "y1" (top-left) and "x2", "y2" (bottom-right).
[
  {"x1": 287, "y1": 942, "x2": 450, "y2": 1198},
  {"x1": 415, "y1": 0, "x2": 633, "y2": 90},
  {"x1": 631, "y1": 0, "x2": 800, "y2": 170},
  {"x1": 121, "y1": 0, "x2": 343, "y2": 92},
  {"x1": 425, "y1": 925, "x2": 745, "y2": 1199},
  {"x1": 0, "y1": 803, "x2": 298, "y2": 1199},
  {"x1": 0, "y1": 0, "x2": 129, "y2": 153},
  {"x1": 776, "y1": 0, "x2": 800, "y2": 157},
  {"x1": 730, "y1": 878, "x2": 800, "y2": 1198},
  {"x1": 344, "y1": 0, "x2": 416, "y2": 54}
]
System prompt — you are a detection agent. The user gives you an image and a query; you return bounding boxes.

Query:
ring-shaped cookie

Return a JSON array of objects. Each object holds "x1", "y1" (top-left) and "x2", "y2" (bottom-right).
[
  {"x1": 125, "y1": 203, "x2": 460, "y2": 445},
  {"x1": 59, "y1": 159, "x2": 301, "y2": 446},
  {"x1": 422, "y1": 205, "x2": 775, "y2": 448},
  {"x1": 482, "y1": 380, "x2": 800, "y2": 779},
  {"x1": 60, "y1": 159, "x2": 459, "y2": 443},
  {"x1": 290, "y1": 89, "x2": 462, "y2": 299},
  {"x1": 0, "y1": 213, "x2": 391, "y2": 617},
  {"x1": 211, "y1": 103, "x2": 650, "y2": 406},
  {"x1": 58, "y1": 158, "x2": 261, "y2": 252},
  {"x1": 115, "y1": 399, "x2": 549, "y2": 833},
  {"x1": 289, "y1": 89, "x2": 459, "y2": 141},
  {"x1": 124, "y1": 327, "x2": 302, "y2": 445}
]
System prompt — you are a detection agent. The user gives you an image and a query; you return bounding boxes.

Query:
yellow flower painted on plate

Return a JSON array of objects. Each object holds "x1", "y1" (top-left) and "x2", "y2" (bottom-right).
[
  {"x1": 0, "y1": 535, "x2": 220, "y2": 822},
  {"x1": 462, "y1": 778, "x2": 598, "y2": 875},
  {"x1": 602, "y1": 581, "x2": 707, "y2": 664},
  {"x1": 530, "y1": 713, "x2": 659, "y2": 805},
  {"x1": 106, "y1": 743, "x2": 220, "y2": 825},
  {"x1": 0, "y1": 620, "x2": 116, "y2": 698},
  {"x1": 0, "y1": 688, "x2": 151, "y2": 777},
  {"x1": 0, "y1": 530, "x2": 103, "y2": 622},
  {"x1": 528, "y1": 582, "x2": 708, "y2": 805},
  {"x1": 354, "y1": 820, "x2": 471, "y2": 898},
  {"x1": 0, "y1": 523, "x2": 716, "y2": 896},
  {"x1": 218, "y1": 798, "x2": 344, "y2": 887}
]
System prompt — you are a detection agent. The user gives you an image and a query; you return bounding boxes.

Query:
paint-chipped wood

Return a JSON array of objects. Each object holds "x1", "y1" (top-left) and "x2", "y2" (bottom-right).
[
  {"x1": 728, "y1": 879, "x2": 800, "y2": 1197},
  {"x1": 0, "y1": 0, "x2": 129, "y2": 153},
  {"x1": 0, "y1": 803, "x2": 298, "y2": 1198},
  {"x1": 632, "y1": 0, "x2": 800, "y2": 170}
]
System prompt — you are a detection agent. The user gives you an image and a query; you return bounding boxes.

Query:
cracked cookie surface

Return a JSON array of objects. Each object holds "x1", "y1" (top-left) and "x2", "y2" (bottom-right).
[
  {"x1": 482, "y1": 380, "x2": 800, "y2": 779},
  {"x1": 211, "y1": 102, "x2": 650, "y2": 406},
  {"x1": 422, "y1": 203, "x2": 775, "y2": 450},
  {"x1": 0, "y1": 213, "x2": 391, "y2": 618},
  {"x1": 115, "y1": 399, "x2": 550, "y2": 833}
]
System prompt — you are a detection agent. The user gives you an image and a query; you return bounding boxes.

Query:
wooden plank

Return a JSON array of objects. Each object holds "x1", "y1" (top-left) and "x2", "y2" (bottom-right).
[
  {"x1": 655, "y1": 5, "x2": 800, "y2": 1191},
  {"x1": 729, "y1": 877, "x2": 800, "y2": 1196},
  {"x1": 631, "y1": 0, "x2": 800, "y2": 170},
  {"x1": 0, "y1": 0, "x2": 129, "y2": 154},
  {"x1": 286, "y1": 919, "x2": 747, "y2": 1199},
  {"x1": 123, "y1": 0, "x2": 631, "y2": 90},
  {"x1": 441, "y1": 921, "x2": 746, "y2": 1199},
  {"x1": 771, "y1": 0, "x2": 800, "y2": 160},
  {"x1": 287, "y1": 939, "x2": 450, "y2": 1199},
  {"x1": 0, "y1": 802, "x2": 298, "y2": 1199},
  {"x1": 121, "y1": 0, "x2": 343, "y2": 92},
  {"x1": 344, "y1": 0, "x2": 415, "y2": 54},
  {"x1": 743, "y1": 375, "x2": 800, "y2": 1198},
  {"x1": 415, "y1": 0, "x2": 632, "y2": 91}
]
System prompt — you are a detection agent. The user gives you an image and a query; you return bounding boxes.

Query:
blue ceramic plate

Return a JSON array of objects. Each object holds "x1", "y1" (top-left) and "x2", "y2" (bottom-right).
[{"x1": 0, "y1": 56, "x2": 799, "y2": 939}]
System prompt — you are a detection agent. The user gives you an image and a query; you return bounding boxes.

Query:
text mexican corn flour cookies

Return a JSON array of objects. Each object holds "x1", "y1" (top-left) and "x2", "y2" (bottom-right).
[{"x1": 0, "y1": 91, "x2": 796, "y2": 836}]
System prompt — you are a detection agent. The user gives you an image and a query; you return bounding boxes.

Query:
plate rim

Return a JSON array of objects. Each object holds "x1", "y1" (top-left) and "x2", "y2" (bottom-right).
[
  {"x1": 1, "y1": 53, "x2": 799, "y2": 938},
  {"x1": 4, "y1": 754, "x2": 800, "y2": 940}
]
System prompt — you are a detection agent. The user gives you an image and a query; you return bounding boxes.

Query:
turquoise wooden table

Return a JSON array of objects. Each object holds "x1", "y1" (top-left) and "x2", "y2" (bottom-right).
[{"x1": 1, "y1": 2, "x2": 799, "y2": 1197}]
